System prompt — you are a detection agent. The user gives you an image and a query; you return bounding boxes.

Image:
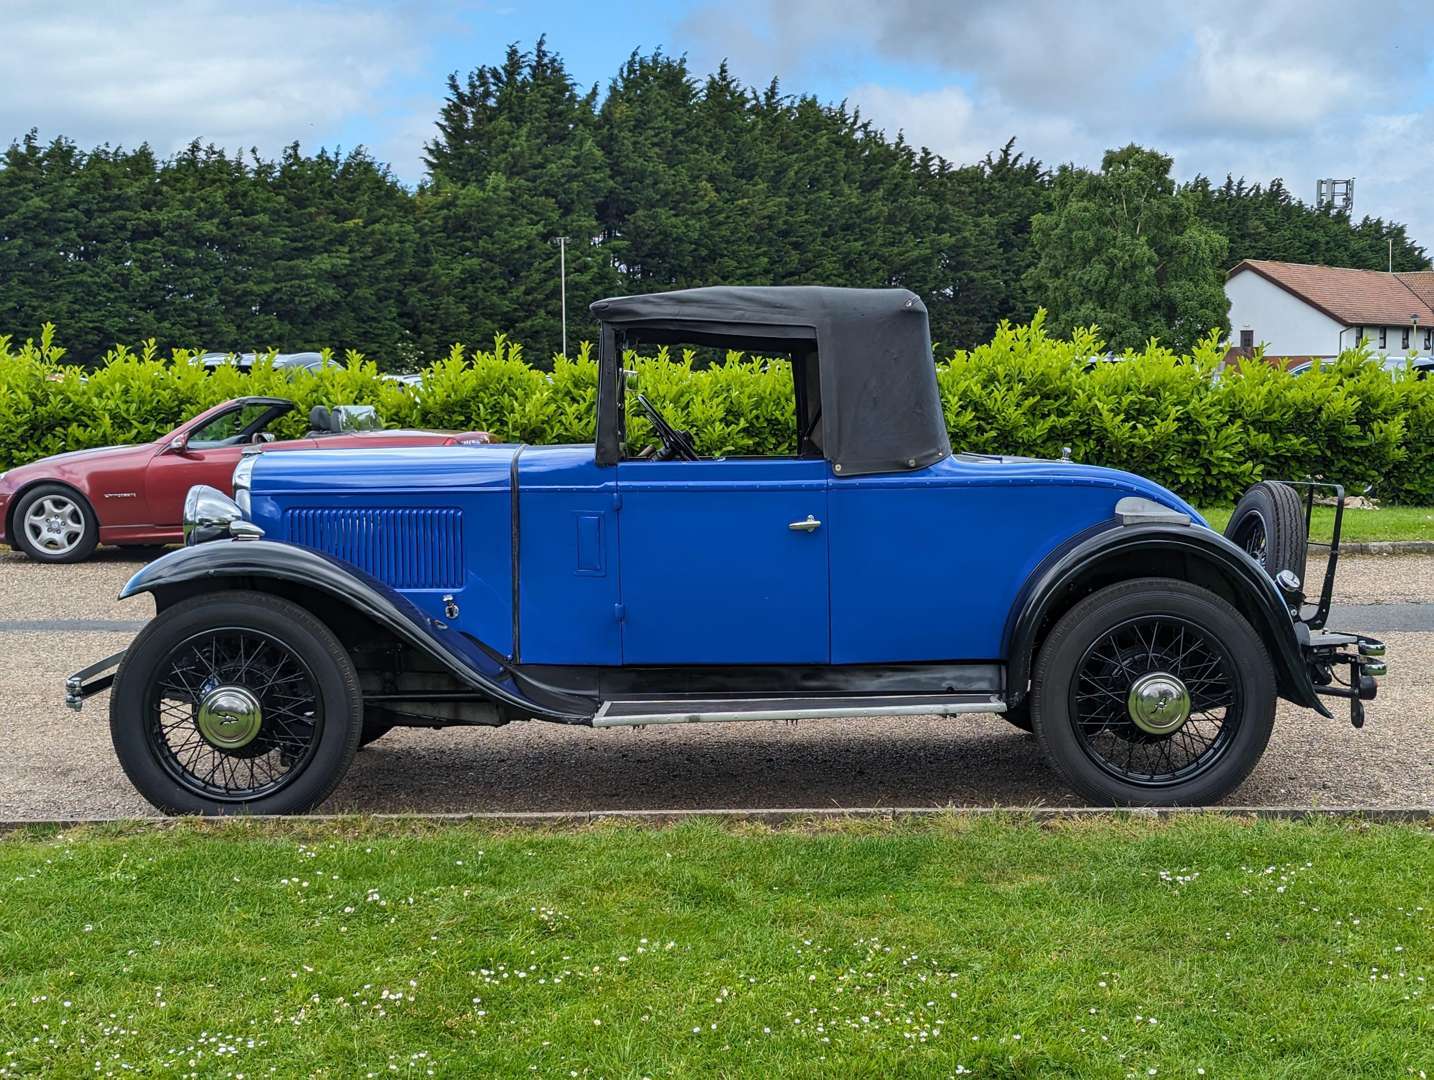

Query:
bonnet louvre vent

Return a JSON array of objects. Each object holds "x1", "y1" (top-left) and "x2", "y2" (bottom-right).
[{"x1": 284, "y1": 507, "x2": 463, "y2": 589}]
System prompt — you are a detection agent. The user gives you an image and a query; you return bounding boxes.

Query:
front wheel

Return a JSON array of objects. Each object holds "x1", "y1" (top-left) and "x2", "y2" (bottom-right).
[
  {"x1": 1030, "y1": 578, "x2": 1275, "y2": 806},
  {"x1": 110, "y1": 591, "x2": 363, "y2": 815},
  {"x1": 12, "y1": 484, "x2": 98, "y2": 562}
]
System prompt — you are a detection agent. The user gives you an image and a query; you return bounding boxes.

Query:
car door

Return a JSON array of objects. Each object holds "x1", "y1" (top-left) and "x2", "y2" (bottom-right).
[
  {"x1": 144, "y1": 403, "x2": 310, "y2": 527},
  {"x1": 615, "y1": 458, "x2": 830, "y2": 665}
]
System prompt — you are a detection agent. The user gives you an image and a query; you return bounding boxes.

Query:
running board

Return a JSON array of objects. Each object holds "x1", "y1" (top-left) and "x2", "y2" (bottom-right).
[{"x1": 592, "y1": 693, "x2": 1005, "y2": 728}]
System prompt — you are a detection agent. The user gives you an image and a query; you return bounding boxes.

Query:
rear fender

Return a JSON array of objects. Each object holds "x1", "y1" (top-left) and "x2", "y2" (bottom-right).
[
  {"x1": 1004, "y1": 521, "x2": 1327, "y2": 716},
  {"x1": 119, "y1": 540, "x2": 589, "y2": 722}
]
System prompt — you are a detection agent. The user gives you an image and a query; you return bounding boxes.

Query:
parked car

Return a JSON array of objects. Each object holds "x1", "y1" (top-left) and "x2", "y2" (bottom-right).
[
  {"x1": 192, "y1": 351, "x2": 339, "y2": 374},
  {"x1": 0, "y1": 397, "x2": 490, "y2": 562},
  {"x1": 1287, "y1": 355, "x2": 1434, "y2": 378},
  {"x1": 67, "y1": 287, "x2": 1385, "y2": 814}
]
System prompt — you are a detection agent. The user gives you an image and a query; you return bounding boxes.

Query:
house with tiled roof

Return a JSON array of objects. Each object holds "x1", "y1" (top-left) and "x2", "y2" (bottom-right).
[{"x1": 1225, "y1": 259, "x2": 1434, "y2": 363}]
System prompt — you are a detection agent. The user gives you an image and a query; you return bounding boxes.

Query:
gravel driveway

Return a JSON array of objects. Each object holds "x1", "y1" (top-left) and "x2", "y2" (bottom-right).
[{"x1": 1, "y1": 549, "x2": 1430, "y2": 818}]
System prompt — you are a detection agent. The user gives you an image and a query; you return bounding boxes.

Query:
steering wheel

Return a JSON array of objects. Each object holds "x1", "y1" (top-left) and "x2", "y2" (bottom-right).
[{"x1": 635, "y1": 394, "x2": 700, "y2": 461}]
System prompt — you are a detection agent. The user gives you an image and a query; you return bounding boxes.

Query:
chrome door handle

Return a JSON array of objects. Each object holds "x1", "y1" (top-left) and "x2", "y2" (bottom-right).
[{"x1": 788, "y1": 515, "x2": 822, "y2": 532}]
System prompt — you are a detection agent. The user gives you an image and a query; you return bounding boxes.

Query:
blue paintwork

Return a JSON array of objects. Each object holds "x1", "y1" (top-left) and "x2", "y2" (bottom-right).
[
  {"x1": 248, "y1": 444, "x2": 519, "y2": 656},
  {"x1": 516, "y1": 446, "x2": 621, "y2": 665},
  {"x1": 615, "y1": 458, "x2": 829, "y2": 664},
  {"x1": 828, "y1": 455, "x2": 1202, "y2": 663},
  {"x1": 241, "y1": 441, "x2": 1204, "y2": 669}
]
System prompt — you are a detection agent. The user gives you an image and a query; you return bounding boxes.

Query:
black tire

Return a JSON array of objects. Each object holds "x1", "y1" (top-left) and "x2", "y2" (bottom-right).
[
  {"x1": 1225, "y1": 481, "x2": 1306, "y2": 581},
  {"x1": 11, "y1": 483, "x2": 98, "y2": 563},
  {"x1": 110, "y1": 591, "x2": 363, "y2": 815},
  {"x1": 1031, "y1": 577, "x2": 1276, "y2": 806}
]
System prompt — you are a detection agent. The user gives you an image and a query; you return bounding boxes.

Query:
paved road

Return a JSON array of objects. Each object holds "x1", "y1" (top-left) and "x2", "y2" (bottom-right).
[{"x1": 0, "y1": 549, "x2": 1431, "y2": 818}]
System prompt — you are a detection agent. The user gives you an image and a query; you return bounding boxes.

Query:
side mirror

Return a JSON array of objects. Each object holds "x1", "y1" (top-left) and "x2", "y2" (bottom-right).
[{"x1": 166, "y1": 433, "x2": 190, "y2": 455}]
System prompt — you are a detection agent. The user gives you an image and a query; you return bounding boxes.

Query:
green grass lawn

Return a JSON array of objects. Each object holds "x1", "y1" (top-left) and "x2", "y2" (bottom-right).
[
  {"x1": 1199, "y1": 504, "x2": 1434, "y2": 543},
  {"x1": 0, "y1": 817, "x2": 1431, "y2": 1078}
]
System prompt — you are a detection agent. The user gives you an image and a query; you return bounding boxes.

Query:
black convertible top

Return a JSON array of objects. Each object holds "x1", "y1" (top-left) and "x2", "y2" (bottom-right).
[{"x1": 590, "y1": 286, "x2": 951, "y2": 477}]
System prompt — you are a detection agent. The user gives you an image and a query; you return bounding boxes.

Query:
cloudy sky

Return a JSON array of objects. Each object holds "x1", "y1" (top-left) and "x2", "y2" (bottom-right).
[{"x1": 4, "y1": 0, "x2": 1432, "y2": 254}]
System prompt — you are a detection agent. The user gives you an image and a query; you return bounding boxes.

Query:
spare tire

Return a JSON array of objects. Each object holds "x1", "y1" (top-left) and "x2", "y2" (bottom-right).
[{"x1": 1224, "y1": 481, "x2": 1307, "y2": 582}]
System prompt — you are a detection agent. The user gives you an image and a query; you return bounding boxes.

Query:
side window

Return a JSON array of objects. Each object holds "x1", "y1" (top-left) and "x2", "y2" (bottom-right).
[
  {"x1": 1403, "y1": 328, "x2": 1411, "y2": 350},
  {"x1": 620, "y1": 339, "x2": 812, "y2": 461},
  {"x1": 1380, "y1": 328, "x2": 1388, "y2": 349},
  {"x1": 1238, "y1": 329, "x2": 1254, "y2": 349},
  {"x1": 189, "y1": 405, "x2": 273, "y2": 449}
]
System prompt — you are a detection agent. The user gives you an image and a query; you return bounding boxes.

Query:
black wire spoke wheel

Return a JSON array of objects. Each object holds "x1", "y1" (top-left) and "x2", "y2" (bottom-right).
[
  {"x1": 1069, "y1": 614, "x2": 1241, "y2": 786},
  {"x1": 147, "y1": 627, "x2": 324, "y2": 801},
  {"x1": 1224, "y1": 481, "x2": 1307, "y2": 581},
  {"x1": 1232, "y1": 510, "x2": 1267, "y2": 565}
]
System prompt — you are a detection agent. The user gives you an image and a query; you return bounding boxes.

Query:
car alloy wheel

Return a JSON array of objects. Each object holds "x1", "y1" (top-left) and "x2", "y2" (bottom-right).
[
  {"x1": 12, "y1": 484, "x2": 99, "y2": 563},
  {"x1": 23, "y1": 494, "x2": 86, "y2": 555}
]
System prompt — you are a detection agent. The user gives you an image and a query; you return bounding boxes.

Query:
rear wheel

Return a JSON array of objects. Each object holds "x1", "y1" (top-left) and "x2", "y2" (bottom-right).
[
  {"x1": 1225, "y1": 481, "x2": 1306, "y2": 581},
  {"x1": 110, "y1": 591, "x2": 363, "y2": 815},
  {"x1": 1031, "y1": 578, "x2": 1275, "y2": 806},
  {"x1": 12, "y1": 484, "x2": 98, "y2": 563}
]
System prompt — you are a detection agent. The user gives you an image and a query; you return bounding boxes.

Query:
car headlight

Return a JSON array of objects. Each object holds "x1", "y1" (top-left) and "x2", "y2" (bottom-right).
[
  {"x1": 232, "y1": 453, "x2": 258, "y2": 515},
  {"x1": 184, "y1": 485, "x2": 263, "y2": 545}
]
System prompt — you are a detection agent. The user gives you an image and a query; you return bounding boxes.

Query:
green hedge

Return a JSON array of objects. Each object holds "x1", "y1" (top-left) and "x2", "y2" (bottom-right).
[{"x1": 3, "y1": 317, "x2": 1431, "y2": 506}]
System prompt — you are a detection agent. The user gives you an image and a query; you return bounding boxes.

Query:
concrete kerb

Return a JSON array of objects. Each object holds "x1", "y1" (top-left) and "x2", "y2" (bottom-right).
[{"x1": 2, "y1": 805, "x2": 1433, "y2": 834}]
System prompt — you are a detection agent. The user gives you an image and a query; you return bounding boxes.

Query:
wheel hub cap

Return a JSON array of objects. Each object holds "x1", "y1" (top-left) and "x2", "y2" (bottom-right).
[
  {"x1": 1127, "y1": 672, "x2": 1191, "y2": 735},
  {"x1": 196, "y1": 685, "x2": 263, "y2": 749}
]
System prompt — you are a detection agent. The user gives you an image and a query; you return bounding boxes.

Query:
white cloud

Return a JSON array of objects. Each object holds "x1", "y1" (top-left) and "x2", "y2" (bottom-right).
[
  {"x1": 0, "y1": 0, "x2": 427, "y2": 161},
  {"x1": 848, "y1": 83, "x2": 1088, "y2": 168},
  {"x1": 683, "y1": 0, "x2": 1434, "y2": 251}
]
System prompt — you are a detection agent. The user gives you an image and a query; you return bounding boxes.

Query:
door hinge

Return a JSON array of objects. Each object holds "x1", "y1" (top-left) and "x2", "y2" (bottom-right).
[
  {"x1": 613, "y1": 602, "x2": 626, "y2": 623},
  {"x1": 612, "y1": 491, "x2": 623, "y2": 511}
]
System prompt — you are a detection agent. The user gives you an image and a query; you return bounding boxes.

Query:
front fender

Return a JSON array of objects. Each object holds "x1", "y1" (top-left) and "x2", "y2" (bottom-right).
[
  {"x1": 1004, "y1": 521, "x2": 1327, "y2": 716},
  {"x1": 120, "y1": 540, "x2": 589, "y2": 722}
]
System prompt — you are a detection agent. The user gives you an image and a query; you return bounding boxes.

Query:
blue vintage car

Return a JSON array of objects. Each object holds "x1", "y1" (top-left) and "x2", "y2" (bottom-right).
[{"x1": 68, "y1": 287, "x2": 1385, "y2": 813}]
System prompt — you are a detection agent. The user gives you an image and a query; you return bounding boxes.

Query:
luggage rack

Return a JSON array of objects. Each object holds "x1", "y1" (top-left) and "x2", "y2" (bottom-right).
[
  {"x1": 1275, "y1": 480, "x2": 1384, "y2": 726},
  {"x1": 1278, "y1": 479, "x2": 1345, "y2": 631}
]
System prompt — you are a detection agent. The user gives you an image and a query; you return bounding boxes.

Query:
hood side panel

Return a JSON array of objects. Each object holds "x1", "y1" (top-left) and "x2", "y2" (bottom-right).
[{"x1": 248, "y1": 444, "x2": 519, "y2": 656}]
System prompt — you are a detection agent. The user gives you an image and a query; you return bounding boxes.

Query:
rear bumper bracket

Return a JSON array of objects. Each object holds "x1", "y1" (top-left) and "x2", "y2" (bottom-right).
[
  {"x1": 65, "y1": 649, "x2": 126, "y2": 711},
  {"x1": 1305, "y1": 631, "x2": 1383, "y2": 728}
]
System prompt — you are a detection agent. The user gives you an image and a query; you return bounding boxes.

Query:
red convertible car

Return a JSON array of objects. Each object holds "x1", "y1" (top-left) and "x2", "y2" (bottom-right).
[{"x1": 0, "y1": 397, "x2": 490, "y2": 562}]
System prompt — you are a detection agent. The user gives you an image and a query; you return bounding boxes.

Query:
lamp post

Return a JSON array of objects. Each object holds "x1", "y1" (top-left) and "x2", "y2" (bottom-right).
[{"x1": 552, "y1": 236, "x2": 571, "y2": 358}]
